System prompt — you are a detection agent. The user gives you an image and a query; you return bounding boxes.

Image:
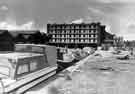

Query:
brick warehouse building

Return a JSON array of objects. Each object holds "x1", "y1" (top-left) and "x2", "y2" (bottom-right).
[{"x1": 47, "y1": 22, "x2": 112, "y2": 48}]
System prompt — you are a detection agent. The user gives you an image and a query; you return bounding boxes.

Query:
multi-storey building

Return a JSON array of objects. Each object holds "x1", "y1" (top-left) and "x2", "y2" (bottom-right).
[{"x1": 47, "y1": 22, "x2": 107, "y2": 48}]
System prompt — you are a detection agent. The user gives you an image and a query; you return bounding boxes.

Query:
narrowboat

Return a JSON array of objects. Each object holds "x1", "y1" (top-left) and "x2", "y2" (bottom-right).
[
  {"x1": 0, "y1": 44, "x2": 57, "y2": 94},
  {"x1": 56, "y1": 47, "x2": 78, "y2": 72}
]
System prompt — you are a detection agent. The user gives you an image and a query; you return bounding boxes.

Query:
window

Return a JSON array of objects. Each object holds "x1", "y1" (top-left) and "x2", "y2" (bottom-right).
[
  {"x1": 86, "y1": 30, "x2": 88, "y2": 33},
  {"x1": 71, "y1": 39, "x2": 73, "y2": 43},
  {"x1": 81, "y1": 30, "x2": 83, "y2": 33},
  {"x1": 72, "y1": 35, "x2": 74, "y2": 38},
  {"x1": 75, "y1": 35, "x2": 78, "y2": 38},
  {"x1": 30, "y1": 62, "x2": 38, "y2": 71},
  {"x1": 91, "y1": 25, "x2": 94, "y2": 29},
  {"x1": 67, "y1": 30, "x2": 69, "y2": 34},
  {"x1": 81, "y1": 39, "x2": 84, "y2": 42},
  {"x1": 58, "y1": 35, "x2": 60, "y2": 38},
  {"x1": 52, "y1": 39, "x2": 55, "y2": 42},
  {"x1": 91, "y1": 35, "x2": 93, "y2": 38},
  {"x1": 76, "y1": 26, "x2": 79, "y2": 29},
  {"x1": 67, "y1": 39, "x2": 69, "y2": 43},
  {"x1": 81, "y1": 35, "x2": 83, "y2": 38},
  {"x1": 62, "y1": 30, "x2": 64, "y2": 34},
  {"x1": 71, "y1": 30, "x2": 74, "y2": 33},
  {"x1": 57, "y1": 26, "x2": 60, "y2": 29},
  {"x1": 17, "y1": 64, "x2": 29, "y2": 74},
  {"x1": 62, "y1": 26, "x2": 65, "y2": 29},
  {"x1": 87, "y1": 39, "x2": 89, "y2": 43},
  {"x1": 62, "y1": 39, "x2": 64, "y2": 42},
  {"x1": 91, "y1": 39, "x2": 93, "y2": 43},
  {"x1": 91, "y1": 30, "x2": 93, "y2": 33},
  {"x1": 71, "y1": 26, "x2": 74, "y2": 29},
  {"x1": 66, "y1": 35, "x2": 67, "y2": 38}
]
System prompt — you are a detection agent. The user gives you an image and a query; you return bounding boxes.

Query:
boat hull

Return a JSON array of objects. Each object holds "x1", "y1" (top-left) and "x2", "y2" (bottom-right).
[{"x1": 3, "y1": 66, "x2": 57, "y2": 94}]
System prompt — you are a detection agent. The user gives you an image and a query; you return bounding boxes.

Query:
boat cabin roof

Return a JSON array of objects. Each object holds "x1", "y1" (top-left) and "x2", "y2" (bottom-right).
[
  {"x1": 0, "y1": 52, "x2": 43, "y2": 59},
  {"x1": 15, "y1": 44, "x2": 56, "y2": 53}
]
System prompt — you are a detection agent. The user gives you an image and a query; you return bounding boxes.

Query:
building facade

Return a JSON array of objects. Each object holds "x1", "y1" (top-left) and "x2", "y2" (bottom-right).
[{"x1": 47, "y1": 22, "x2": 107, "y2": 48}]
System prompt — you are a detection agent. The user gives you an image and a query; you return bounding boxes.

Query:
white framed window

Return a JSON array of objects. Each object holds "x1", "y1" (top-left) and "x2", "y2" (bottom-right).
[
  {"x1": 67, "y1": 30, "x2": 69, "y2": 34},
  {"x1": 71, "y1": 26, "x2": 74, "y2": 29},
  {"x1": 71, "y1": 39, "x2": 73, "y2": 43},
  {"x1": 30, "y1": 62, "x2": 37, "y2": 71},
  {"x1": 91, "y1": 25, "x2": 94, "y2": 29},
  {"x1": 91, "y1": 39, "x2": 93, "y2": 43},
  {"x1": 81, "y1": 30, "x2": 83, "y2": 33},
  {"x1": 52, "y1": 39, "x2": 55, "y2": 42},
  {"x1": 86, "y1": 39, "x2": 88, "y2": 43},
  {"x1": 81, "y1": 39, "x2": 84, "y2": 43},
  {"x1": 62, "y1": 39, "x2": 64, "y2": 42},
  {"x1": 81, "y1": 35, "x2": 83, "y2": 38},
  {"x1": 71, "y1": 35, "x2": 74, "y2": 38},
  {"x1": 62, "y1": 35, "x2": 64, "y2": 38},
  {"x1": 91, "y1": 35, "x2": 94, "y2": 38},
  {"x1": 17, "y1": 64, "x2": 29, "y2": 74},
  {"x1": 91, "y1": 30, "x2": 93, "y2": 33}
]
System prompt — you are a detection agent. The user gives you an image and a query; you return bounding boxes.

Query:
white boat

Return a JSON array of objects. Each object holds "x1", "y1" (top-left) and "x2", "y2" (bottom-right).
[{"x1": 0, "y1": 44, "x2": 57, "y2": 94}]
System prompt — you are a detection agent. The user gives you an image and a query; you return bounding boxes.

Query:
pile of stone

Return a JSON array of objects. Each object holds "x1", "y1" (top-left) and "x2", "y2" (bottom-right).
[{"x1": 82, "y1": 47, "x2": 95, "y2": 55}]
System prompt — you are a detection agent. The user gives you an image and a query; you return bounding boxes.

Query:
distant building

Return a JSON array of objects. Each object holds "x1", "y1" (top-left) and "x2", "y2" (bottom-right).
[
  {"x1": 9, "y1": 30, "x2": 50, "y2": 44},
  {"x1": 103, "y1": 31, "x2": 115, "y2": 44},
  {"x1": 0, "y1": 30, "x2": 14, "y2": 51},
  {"x1": 47, "y1": 22, "x2": 112, "y2": 48}
]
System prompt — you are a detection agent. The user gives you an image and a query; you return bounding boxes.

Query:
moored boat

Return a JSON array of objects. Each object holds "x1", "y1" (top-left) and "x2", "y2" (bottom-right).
[{"x1": 0, "y1": 44, "x2": 57, "y2": 94}]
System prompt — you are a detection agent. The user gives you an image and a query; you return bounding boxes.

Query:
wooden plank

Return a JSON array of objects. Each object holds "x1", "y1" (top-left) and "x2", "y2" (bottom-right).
[
  {"x1": 16, "y1": 71, "x2": 56, "y2": 94},
  {"x1": 5, "y1": 66, "x2": 57, "y2": 93}
]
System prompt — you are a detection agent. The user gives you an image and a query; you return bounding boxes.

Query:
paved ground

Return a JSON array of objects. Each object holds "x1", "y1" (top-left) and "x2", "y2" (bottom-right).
[{"x1": 26, "y1": 55, "x2": 135, "y2": 94}]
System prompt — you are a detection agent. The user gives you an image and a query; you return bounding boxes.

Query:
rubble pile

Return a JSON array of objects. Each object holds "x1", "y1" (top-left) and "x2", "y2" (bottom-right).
[
  {"x1": 63, "y1": 48, "x2": 94, "y2": 62},
  {"x1": 26, "y1": 46, "x2": 135, "y2": 94}
]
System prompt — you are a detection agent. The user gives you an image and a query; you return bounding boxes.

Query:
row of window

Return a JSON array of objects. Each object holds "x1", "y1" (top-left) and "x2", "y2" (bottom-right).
[
  {"x1": 51, "y1": 39, "x2": 98, "y2": 43},
  {"x1": 17, "y1": 61, "x2": 37, "y2": 75},
  {"x1": 49, "y1": 30, "x2": 98, "y2": 34},
  {"x1": 48, "y1": 25, "x2": 98, "y2": 29},
  {"x1": 52, "y1": 34, "x2": 97, "y2": 38}
]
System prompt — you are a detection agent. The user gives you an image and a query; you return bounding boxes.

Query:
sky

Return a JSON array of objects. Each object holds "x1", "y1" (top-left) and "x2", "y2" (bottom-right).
[{"x1": 0, "y1": 0, "x2": 135, "y2": 40}]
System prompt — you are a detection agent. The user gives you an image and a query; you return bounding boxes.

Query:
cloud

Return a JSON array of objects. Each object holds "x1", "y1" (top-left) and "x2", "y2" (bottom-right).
[
  {"x1": 0, "y1": 0, "x2": 134, "y2": 40},
  {"x1": 71, "y1": 18, "x2": 84, "y2": 24},
  {"x1": 96, "y1": 0, "x2": 113, "y2": 3},
  {"x1": 88, "y1": 7, "x2": 104, "y2": 15},
  {"x1": 0, "y1": 5, "x2": 8, "y2": 11},
  {"x1": 97, "y1": 0, "x2": 135, "y2": 3}
]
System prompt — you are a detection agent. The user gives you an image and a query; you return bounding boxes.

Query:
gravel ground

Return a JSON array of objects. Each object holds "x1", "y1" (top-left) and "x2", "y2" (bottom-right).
[{"x1": 26, "y1": 56, "x2": 135, "y2": 94}]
